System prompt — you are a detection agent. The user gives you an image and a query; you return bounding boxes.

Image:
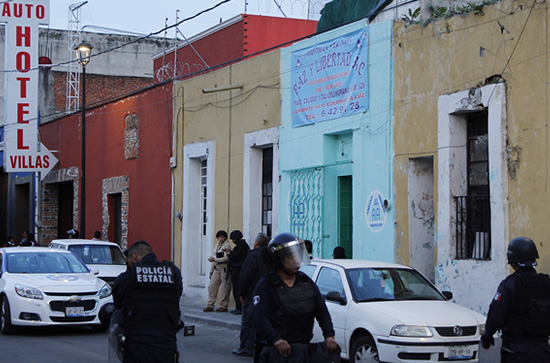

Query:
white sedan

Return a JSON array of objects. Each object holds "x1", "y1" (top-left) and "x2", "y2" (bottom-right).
[
  {"x1": 302, "y1": 259, "x2": 485, "y2": 362},
  {"x1": 49, "y1": 239, "x2": 127, "y2": 286},
  {"x1": 0, "y1": 247, "x2": 113, "y2": 334}
]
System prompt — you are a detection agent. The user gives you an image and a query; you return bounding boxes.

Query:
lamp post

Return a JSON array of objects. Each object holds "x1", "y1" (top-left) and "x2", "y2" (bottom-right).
[{"x1": 75, "y1": 41, "x2": 92, "y2": 239}]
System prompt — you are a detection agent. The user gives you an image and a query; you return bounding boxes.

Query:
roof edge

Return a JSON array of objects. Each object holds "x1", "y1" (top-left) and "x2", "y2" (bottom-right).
[{"x1": 152, "y1": 14, "x2": 244, "y2": 60}]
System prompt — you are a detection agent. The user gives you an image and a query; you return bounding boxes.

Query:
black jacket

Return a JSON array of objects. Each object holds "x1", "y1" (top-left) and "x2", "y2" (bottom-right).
[
  {"x1": 229, "y1": 239, "x2": 250, "y2": 271},
  {"x1": 238, "y1": 246, "x2": 274, "y2": 299},
  {"x1": 113, "y1": 253, "x2": 182, "y2": 344},
  {"x1": 254, "y1": 271, "x2": 335, "y2": 345},
  {"x1": 484, "y1": 267, "x2": 550, "y2": 344}
]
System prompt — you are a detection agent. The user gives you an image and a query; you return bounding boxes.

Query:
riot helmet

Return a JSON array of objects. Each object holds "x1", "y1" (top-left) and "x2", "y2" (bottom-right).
[
  {"x1": 269, "y1": 233, "x2": 311, "y2": 273},
  {"x1": 507, "y1": 237, "x2": 539, "y2": 267}
]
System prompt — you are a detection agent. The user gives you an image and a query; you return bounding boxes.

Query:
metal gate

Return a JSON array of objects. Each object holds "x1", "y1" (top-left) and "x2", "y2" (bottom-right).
[{"x1": 289, "y1": 168, "x2": 324, "y2": 257}]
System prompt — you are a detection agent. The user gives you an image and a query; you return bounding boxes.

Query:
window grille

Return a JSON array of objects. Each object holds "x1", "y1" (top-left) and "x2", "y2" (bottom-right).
[
  {"x1": 262, "y1": 148, "x2": 273, "y2": 237},
  {"x1": 199, "y1": 158, "x2": 207, "y2": 275},
  {"x1": 289, "y1": 168, "x2": 323, "y2": 257},
  {"x1": 455, "y1": 112, "x2": 491, "y2": 260},
  {"x1": 455, "y1": 194, "x2": 491, "y2": 259}
]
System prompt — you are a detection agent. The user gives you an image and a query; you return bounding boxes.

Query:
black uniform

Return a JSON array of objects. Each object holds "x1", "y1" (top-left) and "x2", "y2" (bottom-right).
[
  {"x1": 239, "y1": 246, "x2": 273, "y2": 300},
  {"x1": 229, "y1": 239, "x2": 250, "y2": 311},
  {"x1": 113, "y1": 253, "x2": 183, "y2": 363},
  {"x1": 483, "y1": 267, "x2": 550, "y2": 363},
  {"x1": 236, "y1": 246, "x2": 274, "y2": 355},
  {"x1": 253, "y1": 270, "x2": 335, "y2": 346}
]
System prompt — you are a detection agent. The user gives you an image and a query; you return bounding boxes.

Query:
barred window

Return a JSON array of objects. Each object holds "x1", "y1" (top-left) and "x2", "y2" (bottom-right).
[{"x1": 455, "y1": 111, "x2": 491, "y2": 260}]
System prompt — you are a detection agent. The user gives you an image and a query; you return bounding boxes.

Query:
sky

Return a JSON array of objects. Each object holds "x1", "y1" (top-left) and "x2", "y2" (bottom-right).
[{"x1": 48, "y1": 0, "x2": 311, "y2": 39}]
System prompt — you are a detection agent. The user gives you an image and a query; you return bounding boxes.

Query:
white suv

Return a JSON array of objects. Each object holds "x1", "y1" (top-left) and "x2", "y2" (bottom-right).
[{"x1": 49, "y1": 239, "x2": 126, "y2": 286}]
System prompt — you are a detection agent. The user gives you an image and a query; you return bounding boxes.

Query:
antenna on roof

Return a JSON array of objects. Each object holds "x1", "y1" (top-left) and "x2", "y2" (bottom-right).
[
  {"x1": 174, "y1": 10, "x2": 179, "y2": 79},
  {"x1": 66, "y1": 1, "x2": 88, "y2": 112}
]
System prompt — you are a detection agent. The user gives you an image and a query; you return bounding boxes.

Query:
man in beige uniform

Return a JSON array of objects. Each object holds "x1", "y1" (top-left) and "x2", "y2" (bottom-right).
[{"x1": 204, "y1": 230, "x2": 233, "y2": 312}]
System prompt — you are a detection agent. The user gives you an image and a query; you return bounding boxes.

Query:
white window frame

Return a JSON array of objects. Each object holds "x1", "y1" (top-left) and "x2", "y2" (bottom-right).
[
  {"x1": 243, "y1": 127, "x2": 279, "y2": 241},
  {"x1": 181, "y1": 140, "x2": 215, "y2": 296},
  {"x1": 437, "y1": 83, "x2": 508, "y2": 312}
]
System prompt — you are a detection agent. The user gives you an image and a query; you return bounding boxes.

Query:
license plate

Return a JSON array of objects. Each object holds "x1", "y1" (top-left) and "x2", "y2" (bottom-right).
[
  {"x1": 65, "y1": 306, "x2": 84, "y2": 317},
  {"x1": 444, "y1": 345, "x2": 474, "y2": 360}
]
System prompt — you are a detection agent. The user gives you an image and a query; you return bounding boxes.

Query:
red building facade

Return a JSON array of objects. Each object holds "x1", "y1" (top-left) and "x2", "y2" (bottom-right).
[
  {"x1": 40, "y1": 82, "x2": 174, "y2": 260},
  {"x1": 153, "y1": 14, "x2": 318, "y2": 82}
]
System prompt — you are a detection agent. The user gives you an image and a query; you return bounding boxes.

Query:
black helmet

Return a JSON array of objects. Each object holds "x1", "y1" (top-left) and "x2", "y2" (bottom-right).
[
  {"x1": 268, "y1": 233, "x2": 310, "y2": 269},
  {"x1": 507, "y1": 237, "x2": 539, "y2": 267}
]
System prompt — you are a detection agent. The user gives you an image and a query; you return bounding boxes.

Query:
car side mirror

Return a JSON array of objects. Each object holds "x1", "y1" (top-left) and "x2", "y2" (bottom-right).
[
  {"x1": 91, "y1": 268, "x2": 100, "y2": 275},
  {"x1": 326, "y1": 291, "x2": 347, "y2": 305},
  {"x1": 442, "y1": 290, "x2": 453, "y2": 300}
]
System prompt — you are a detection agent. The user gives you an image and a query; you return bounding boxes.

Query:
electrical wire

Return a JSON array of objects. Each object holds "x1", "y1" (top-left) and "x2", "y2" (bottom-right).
[
  {"x1": 25, "y1": 0, "x2": 541, "y2": 157},
  {"x1": 0, "y1": 0, "x2": 235, "y2": 73}
]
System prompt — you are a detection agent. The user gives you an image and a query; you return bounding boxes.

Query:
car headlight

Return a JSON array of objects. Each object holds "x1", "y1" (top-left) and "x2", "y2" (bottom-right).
[
  {"x1": 391, "y1": 325, "x2": 433, "y2": 337},
  {"x1": 98, "y1": 283, "x2": 112, "y2": 299},
  {"x1": 479, "y1": 323, "x2": 486, "y2": 335},
  {"x1": 15, "y1": 284, "x2": 44, "y2": 300}
]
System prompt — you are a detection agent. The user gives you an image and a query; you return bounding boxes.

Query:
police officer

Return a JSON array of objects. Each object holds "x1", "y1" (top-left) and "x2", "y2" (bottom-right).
[
  {"x1": 481, "y1": 237, "x2": 550, "y2": 362},
  {"x1": 113, "y1": 240, "x2": 183, "y2": 363},
  {"x1": 253, "y1": 233, "x2": 338, "y2": 360}
]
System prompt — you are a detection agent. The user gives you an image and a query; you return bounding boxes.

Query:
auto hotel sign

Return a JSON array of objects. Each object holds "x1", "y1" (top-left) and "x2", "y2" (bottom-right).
[
  {"x1": 291, "y1": 28, "x2": 369, "y2": 127},
  {"x1": 1, "y1": 0, "x2": 57, "y2": 179}
]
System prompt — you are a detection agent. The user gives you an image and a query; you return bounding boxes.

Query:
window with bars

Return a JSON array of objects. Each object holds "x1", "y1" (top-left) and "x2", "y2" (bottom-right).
[
  {"x1": 455, "y1": 112, "x2": 491, "y2": 260},
  {"x1": 200, "y1": 159, "x2": 207, "y2": 237},
  {"x1": 262, "y1": 147, "x2": 273, "y2": 237}
]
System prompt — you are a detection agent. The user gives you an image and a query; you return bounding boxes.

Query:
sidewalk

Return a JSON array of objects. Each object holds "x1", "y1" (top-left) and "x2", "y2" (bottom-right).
[
  {"x1": 180, "y1": 295, "x2": 242, "y2": 330},
  {"x1": 180, "y1": 295, "x2": 501, "y2": 362}
]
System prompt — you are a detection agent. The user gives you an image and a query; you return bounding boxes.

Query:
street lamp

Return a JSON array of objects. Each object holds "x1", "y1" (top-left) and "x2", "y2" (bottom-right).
[{"x1": 75, "y1": 41, "x2": 92, "y2": 239}]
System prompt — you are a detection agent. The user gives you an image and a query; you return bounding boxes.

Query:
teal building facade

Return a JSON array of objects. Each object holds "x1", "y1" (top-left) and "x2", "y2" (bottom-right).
[{"x1": 279, "y1": 19, "x2": 394, "y2": 261}]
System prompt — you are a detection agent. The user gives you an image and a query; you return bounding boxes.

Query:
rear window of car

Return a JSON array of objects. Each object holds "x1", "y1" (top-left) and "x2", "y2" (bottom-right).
[{"x1": 68, "y1": 245, "x2": 126, "y2": 265}]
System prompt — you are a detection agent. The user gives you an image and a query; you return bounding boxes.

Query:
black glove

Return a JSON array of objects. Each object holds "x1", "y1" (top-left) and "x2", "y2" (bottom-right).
[{"x1": 480, "y1": 334, "x2": 494, "y2": 349}]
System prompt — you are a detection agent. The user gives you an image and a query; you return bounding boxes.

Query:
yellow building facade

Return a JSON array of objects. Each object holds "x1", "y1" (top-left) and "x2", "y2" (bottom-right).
[
  {"x1": 172, "y1": 50, "x2": 282, "y2": 300},
  {"x1": 393, "y1": 0, "x2": 549, "y2": 313}
]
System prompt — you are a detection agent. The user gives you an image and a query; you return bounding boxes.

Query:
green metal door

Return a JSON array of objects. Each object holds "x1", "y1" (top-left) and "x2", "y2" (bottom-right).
[{"x1": 338, "y1": 176, "x2": 352, "y2": 258}]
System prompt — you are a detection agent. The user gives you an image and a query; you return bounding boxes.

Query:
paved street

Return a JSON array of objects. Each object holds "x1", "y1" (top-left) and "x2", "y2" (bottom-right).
[
  {"x1": 0, "y1": 322, "x2": 250, "y2": 363},
  {"x1": 0, "y1": 295, "x2": 501, "y2": 362}
]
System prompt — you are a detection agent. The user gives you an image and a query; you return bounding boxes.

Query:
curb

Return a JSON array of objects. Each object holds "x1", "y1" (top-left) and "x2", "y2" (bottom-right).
[{"x1": 183, "y1": 312, "x2": 241, "y2": 330}]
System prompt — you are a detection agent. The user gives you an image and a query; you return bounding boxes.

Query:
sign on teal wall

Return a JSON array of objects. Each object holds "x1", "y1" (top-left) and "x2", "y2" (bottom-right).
[{"x1": 291, "y1": 28, "x2": 369, "y2": 127}]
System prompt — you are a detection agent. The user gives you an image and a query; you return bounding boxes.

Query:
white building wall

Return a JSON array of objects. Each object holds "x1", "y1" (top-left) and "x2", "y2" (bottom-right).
[
  {"x1": 408, "y1": 157, "x2": 435, "y2": 282},
  {"x1": 437, "y1": 83, "x2": 508, "y2": 314}
]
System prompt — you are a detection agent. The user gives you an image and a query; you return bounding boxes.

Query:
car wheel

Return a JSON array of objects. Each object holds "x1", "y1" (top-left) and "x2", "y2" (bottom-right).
[
  {"x1": 350, "y1": 335, "x2": 379, "y2": 363},
  {"x1": 1, "y1": 296, "x2": 16, "y2": 335}
]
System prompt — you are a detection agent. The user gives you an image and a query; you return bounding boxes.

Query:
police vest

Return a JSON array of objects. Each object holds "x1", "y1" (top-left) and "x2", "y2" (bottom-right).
[
  {"x1": 504, "y1": 271, "x2": 550, "y2": 338},
  {"x1": 125, "y1": 260, "x2": 179, "y2": 332},
  {"x1": 272, "y1": 273, "x2": 316, "y2": 342}
]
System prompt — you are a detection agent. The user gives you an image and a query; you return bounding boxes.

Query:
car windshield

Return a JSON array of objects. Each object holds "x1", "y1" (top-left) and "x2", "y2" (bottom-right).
[
  {"x1": 68, "y1": 245, "x2": 126, "y2": 265},
  {"x1": 346, "y1": 267, "x2": 445, "y2": 302},
  {"x1": 7, "y1": 252, "x2": 90, "y2": 274}
]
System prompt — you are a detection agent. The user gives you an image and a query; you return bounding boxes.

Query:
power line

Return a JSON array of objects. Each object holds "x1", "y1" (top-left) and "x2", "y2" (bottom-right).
[
  {"x1": 0, "y1": 0, "x2": 235, "y2": 74},
  {"x1": 33, "y1": 1, "x2": 536, "y2": 126}
]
